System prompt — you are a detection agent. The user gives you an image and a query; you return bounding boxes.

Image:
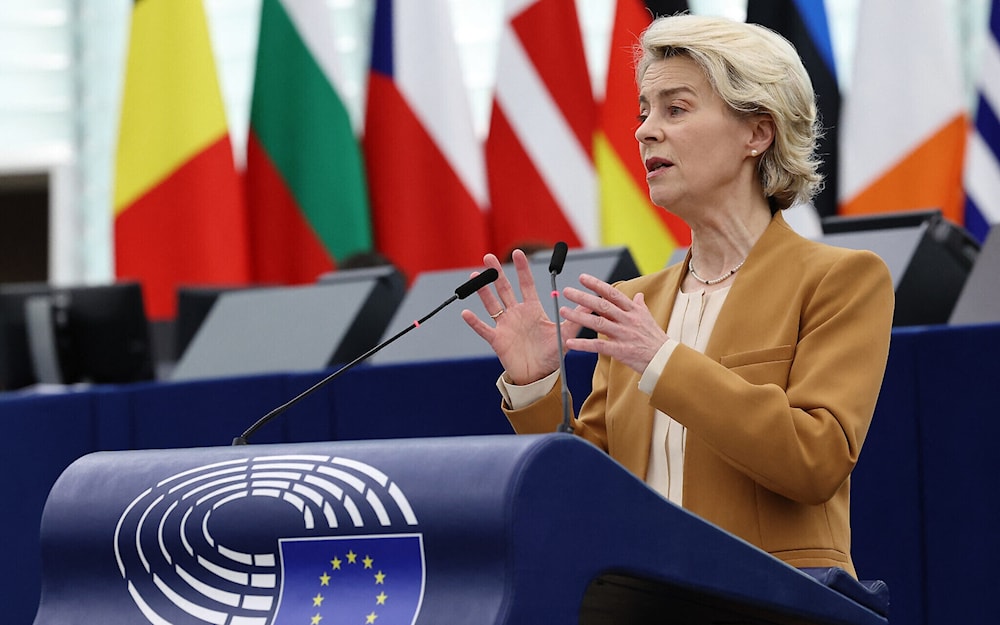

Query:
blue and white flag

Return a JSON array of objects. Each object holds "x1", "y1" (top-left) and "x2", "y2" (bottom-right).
[{"x1": 965, "y1": 0, "x2": 1000, "y2": 242}]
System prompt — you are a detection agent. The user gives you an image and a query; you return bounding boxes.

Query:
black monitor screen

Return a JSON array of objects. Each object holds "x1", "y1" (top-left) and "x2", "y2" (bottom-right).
[
  {"x1": 0, "y1": 282, "x2": 53, "y2": 390},
  {"x1": 0, "y1": 282, "x2": 154, "y2": 389}
]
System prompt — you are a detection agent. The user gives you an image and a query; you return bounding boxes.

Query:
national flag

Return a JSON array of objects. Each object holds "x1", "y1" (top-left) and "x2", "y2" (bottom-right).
[
  {"x1": 246, "y1": 0, "x2": 373, "y2": 285},
  {"x1": 598, "y1": 0, "x2": 690, "y2": 274},
  {"x1": 363, "y1": 0, "x2": 489, "y2": 281},
  {"x1": 839, "y1": 0, "x2": 968, "y2": 224},
  {"x1": 746, "y1": 0, "x2": 840, "y2": 220},
  {"x1": 113, "y1": 0, "x2": 250, "y2": 320},
  {"x1": 964, "y1": 0, "x2": 1000, "y2": 242},
  {"x1": 486, "y1": 0, "x2": 597, "y2": 258},
  {"x1": 272, "y1": 534, "x2": 425, "y2": 625}
]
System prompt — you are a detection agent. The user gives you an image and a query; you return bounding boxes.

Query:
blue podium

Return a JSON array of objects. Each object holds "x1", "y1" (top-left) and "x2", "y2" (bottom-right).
[{"x1": 34, "y1": 434, "x2": 887, "y2": 624}]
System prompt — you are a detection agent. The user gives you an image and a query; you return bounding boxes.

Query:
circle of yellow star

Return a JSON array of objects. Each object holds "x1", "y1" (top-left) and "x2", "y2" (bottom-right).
[
  {"x1": 363, "y1": 555, "x2": 374, "y2": 569},
  {"x1": 376, "y1": 591, "x2": 388, "y2": 605},
  {"x1": 346, "y1": 550, "x2": 358, "y2": 564},
  {"x1": 311, "y1": 614, "x2": 322, "y2": 625},
  {"x1": 366, "y1": 612, "x2": 378, "y2": 624},
  {"x1": 374, "y1": 570, "x2": 386, "y2": 585},
  {"x1": 312, "y1": 593, "x2": 324, "y2": 607},
  {"x1": 330, "y1": 556, "x2": 342, "y2": 570},
  {"x1": 319, "y1": 572, "x2": 330, "y2": 586}
]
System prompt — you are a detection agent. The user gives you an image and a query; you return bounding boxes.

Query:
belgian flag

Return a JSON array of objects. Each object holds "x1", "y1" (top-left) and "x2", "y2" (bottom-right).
[{"x1": 113, "y1": 0, "x2": 250, "y2": 320}]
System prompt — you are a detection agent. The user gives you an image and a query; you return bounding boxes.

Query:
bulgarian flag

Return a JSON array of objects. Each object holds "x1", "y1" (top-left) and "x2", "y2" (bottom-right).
[
  {"x1": 113, "y1": 0, "x2": 250, "y2": 320},
  {"x1": 597, "y1": 0, "x2": 690, "y2": 274},
  {"x1": 246, "y1": 0, "x2": 373, "y2": 284}
]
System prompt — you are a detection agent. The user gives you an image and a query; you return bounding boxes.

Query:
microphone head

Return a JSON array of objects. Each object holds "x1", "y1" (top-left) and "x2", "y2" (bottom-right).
[
  {"x1": 455, "y1": 268, "x2": 499, "y2": 299},
  {"x1": 549, "y1": 242, "x2": 568, "y2": 275}
]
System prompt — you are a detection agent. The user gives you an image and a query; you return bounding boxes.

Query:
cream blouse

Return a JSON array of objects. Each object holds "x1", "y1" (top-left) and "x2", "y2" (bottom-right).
[{"x1": 638, "y1": 286, "x2": 730, "y2": 503}]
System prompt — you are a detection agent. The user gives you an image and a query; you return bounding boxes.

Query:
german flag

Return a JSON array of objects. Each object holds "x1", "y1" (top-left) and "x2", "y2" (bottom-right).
[
  {"x1": 113, "y1": 0, "x2": 249, "y2": 320},
  {"x1": 598, "y1": 0, "x2": 691, "y2": 274}
]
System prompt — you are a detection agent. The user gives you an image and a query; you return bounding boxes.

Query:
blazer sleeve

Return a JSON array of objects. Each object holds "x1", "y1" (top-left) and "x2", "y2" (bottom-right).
[
  {"x1": 504, "y1": 346, "x2": 613, "y2": 453},
  {"x1": 650, "y1": 250, "x2": 895, "y2": 504}
]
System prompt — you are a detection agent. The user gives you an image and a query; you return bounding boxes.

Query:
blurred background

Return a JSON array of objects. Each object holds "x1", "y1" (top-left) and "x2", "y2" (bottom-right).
[
  {"x1": 3, "y1": 4, "x2": 999, "y2": 624},
  {"x1": 0, "y1": 0, "x2": 995, "y2": 317}
]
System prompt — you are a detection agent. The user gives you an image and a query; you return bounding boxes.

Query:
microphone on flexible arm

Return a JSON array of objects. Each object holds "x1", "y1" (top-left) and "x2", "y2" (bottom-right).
[
  {"x1": 547, "y1": 242, "x2": 573, "y2": 433},
  {"x1": 232, "y1": 268, "x2": 499, "y2": 445}
]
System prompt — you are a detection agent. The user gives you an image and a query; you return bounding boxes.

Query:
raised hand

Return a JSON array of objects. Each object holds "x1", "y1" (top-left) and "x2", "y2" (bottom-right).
[
  {"x1": 560, "y1": 273, "x2": 669, "y2": 375},
  {"x1": 460, "y1": 249, "x2": 583, "y2": 385}
]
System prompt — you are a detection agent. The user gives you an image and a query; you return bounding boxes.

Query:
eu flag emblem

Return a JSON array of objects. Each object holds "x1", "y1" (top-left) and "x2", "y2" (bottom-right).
[{"x1": 273, "y1": 533, "x2": 425, "y2": 625}]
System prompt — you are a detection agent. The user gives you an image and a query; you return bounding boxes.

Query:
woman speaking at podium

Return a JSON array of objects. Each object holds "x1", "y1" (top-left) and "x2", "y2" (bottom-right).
[{"x1": 462, "y1": 14, "x2": 894, "y2": 578}]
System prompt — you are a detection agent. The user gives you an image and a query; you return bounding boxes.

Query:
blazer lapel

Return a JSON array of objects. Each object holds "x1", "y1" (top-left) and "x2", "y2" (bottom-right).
[{"x1": 704, "y1": 212, "x2": 796, "y2": 361}]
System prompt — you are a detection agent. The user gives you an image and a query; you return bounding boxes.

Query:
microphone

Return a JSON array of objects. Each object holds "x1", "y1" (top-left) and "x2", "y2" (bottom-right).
[
  {"x1": 232, "y1": 268, "x2": 499, "y2": 445},
  {"x1": 549, "y1": 240, "x2": 568, "y2": 275},
  {"x1": 547, "y1": 242, "x2": 573, "y2": 433}
]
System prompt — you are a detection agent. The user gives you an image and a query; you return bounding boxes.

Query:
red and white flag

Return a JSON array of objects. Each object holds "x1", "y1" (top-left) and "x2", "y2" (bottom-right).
[
  {"x1": 486, "y1": 0, "x2": 597, "y2": 258},
  {"x1": 363, "y1": 0, "x2": 490, "y2": 281}
]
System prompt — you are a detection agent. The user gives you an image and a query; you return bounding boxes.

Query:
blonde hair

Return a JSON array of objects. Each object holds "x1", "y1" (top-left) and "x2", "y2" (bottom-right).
[{"x1": 637, "y1": 14, "x2": 823, "y2": 210}]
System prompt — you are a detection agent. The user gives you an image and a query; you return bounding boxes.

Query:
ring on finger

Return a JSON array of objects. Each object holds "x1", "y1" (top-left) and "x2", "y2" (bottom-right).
[{"x1": 490, "y1": 309, "x2": 505, "y2": 320}]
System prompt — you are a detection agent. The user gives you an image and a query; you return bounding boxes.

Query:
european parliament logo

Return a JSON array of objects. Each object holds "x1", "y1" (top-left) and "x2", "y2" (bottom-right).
[{"x1": 113, "y1": 453, "x2": 425, "y2": 624}]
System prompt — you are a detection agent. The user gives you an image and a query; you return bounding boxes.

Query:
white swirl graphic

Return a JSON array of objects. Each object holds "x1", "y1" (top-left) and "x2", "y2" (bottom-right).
[{"x1": 113, "y1": 454, "x2": 418, "y2": 625}]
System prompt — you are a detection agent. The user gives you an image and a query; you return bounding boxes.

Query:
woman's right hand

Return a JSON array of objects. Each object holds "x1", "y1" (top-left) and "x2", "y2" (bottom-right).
[{"x1": 460, "y1": 249, "x2": 583, "y2": 385}]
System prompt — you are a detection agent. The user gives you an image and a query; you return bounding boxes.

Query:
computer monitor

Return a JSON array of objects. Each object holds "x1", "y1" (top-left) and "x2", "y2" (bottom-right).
[
  {"x1": 820, "y1": 208, "x2": 946, "y2": 234},
  {"x1": 171, "y1": 268, "x2": 407, "y2": 382},
  {"x1": 174, "y1": 286, "x2": 261, "y2": 362},
  {"x1": 14, "y1": 282, "x2": 155, "y2": 387},
  {"x1": 316, "y1": 265, "x2": 407, "y2": 363},
  {"x1": 371, "y1": 247, "x2": 639, "y2": 365},
  {"x1": 0, "y1": 282, "x2": 54, "y2": 390},
  {"x1": 818, "y1": 209, "x2": 980, "y2": 326}
]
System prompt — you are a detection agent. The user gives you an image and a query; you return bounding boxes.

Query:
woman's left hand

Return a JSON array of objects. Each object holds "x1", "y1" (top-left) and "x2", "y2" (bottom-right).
[{"x1": 560, "y1": 273, "x2": 669, "y2": 374}]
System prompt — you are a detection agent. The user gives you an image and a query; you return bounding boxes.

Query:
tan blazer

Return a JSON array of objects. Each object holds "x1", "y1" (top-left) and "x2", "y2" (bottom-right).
[{"x1": 505, "y1": 213, "x2": 895, "y2": 576}]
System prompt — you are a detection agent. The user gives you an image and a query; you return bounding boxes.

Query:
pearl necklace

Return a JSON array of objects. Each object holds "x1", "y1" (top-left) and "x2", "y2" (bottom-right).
[{"x1": 688, "y1": 257, "x2": 746, "y2": 286}]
